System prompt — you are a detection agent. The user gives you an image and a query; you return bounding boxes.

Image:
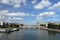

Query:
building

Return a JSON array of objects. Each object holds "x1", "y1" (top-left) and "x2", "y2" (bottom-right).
[
  {"x1": 0, "y1": 22, "x2": 3, "y2": 26},
  {"x1": 39, "y1": 22, "x2": 60, "y2": 28}
]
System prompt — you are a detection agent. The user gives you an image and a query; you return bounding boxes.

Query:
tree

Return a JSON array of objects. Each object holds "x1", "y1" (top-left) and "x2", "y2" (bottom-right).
[{"x1": 20, "y1": 24, "x2": 24, "y2": 26}]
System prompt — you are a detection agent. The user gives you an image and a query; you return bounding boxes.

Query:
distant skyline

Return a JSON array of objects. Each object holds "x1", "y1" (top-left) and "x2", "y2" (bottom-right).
[{"x1": 0, "y1": 0, "x2": 60, "y2": 25}]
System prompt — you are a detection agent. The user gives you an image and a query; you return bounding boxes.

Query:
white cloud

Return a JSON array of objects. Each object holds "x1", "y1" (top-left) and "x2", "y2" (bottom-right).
[
  {"x1": 37, "y1": 11, "x2": 55, "y2": 17},
  {"x1": 6, "y1": 12, "x2": 30, "y2": 16},
  {"x1": 12, "y1": 17, "x2": 23, "y2": 20},
  {"x1": 0, "y1": 10, "x2": 30, "y2": 17},
  {"x1": 0, "y1": 10, "x2": 36, "y2": 22},
  {"x1": 31, "y1": 14, "x2": 35, "y2": 16},
  {"x1": 8, "y1": 17, "x2": 11, "y2": 19},
  {"x1": 0, "y1": 16, "x2": 5, "y2": 19},
  {"x1": 36, "y1": 11, "x2": 56, "y2": 22},
  {"x1": 32, "y1": 0, "x2": 36, "y2": 4},
  {"x1": 14, "y1": 4, "x2": 21, "y2": 8},
  {"x1": 52, "y1": 18, "x2": 55, "y2": 21},
  {"x1": 49, "y1": 2, "x2": 60, "y2": 10},
  {"x1": 0, "y1": 0, "x2": 26, "y2": 8},
  {"x1": 0, "y1": 10, "x2": 31, "y2": 22},
  {"x1": 36, "y1": 16, "x2": 43, "y2": 22},
  {"x1": 0, "y1": 10, "x2": 9, "y2": 13},
  {"x1": 34, "y1": 0, "x2": 51, "y2": 9},
  {"x1": 1, "y1": 0, "x2": 10, "y2": 4},
  {"x1": 0, "y1": 10, "x2": 36, "y2": 17},
  {"x1": 36, "y1": 17, "x2": 43, "y2": 20}
]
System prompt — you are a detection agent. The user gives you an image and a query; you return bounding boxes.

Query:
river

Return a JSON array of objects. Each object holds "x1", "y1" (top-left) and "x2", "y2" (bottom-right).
[{"x1": 0, "y1": 29, "x2": 60, "y2": 40}]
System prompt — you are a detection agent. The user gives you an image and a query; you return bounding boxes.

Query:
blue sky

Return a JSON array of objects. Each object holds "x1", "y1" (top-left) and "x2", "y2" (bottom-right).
[{"x1": 0, "y1": 0, "x2": 60, "y2": 25}]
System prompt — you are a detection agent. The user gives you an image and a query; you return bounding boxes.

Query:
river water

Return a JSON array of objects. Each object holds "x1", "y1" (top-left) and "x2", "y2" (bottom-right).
[{"x1": 0, "y1": 29, "x2": 60, "y2": 40}]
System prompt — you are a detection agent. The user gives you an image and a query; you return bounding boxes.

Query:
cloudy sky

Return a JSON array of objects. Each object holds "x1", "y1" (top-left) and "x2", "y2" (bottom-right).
[{"x1": 0, "y1": 0, "x2": 60, "y2": 25}]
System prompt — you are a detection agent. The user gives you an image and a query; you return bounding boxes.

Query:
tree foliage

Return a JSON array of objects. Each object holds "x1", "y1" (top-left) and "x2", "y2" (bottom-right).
[{"x1": 48, "y1": 23, "x2": 59, "y2": 29}]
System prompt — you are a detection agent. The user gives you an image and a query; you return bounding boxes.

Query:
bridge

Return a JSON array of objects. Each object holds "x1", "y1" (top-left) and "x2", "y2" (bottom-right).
[{"x1": 19, "y1": 25, "x2": 38, "y2": 29}]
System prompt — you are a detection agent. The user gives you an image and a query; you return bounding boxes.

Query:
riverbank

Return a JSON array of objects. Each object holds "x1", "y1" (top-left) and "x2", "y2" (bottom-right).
[
  {"x1": 0, "y1": 28, "x2": 19, "y2": 33},
  {"x1": 40, "y1": 27, "x2": 60, "y2": 32}
]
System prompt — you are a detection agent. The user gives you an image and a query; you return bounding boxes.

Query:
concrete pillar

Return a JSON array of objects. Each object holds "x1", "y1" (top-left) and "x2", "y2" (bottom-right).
[
  {"x1": 38, "y1": 24, "x2": 41, "y2": 28},
  {"x1": 0, "y1": 22, "x2": 3, "y2": 26},
  {"x1": 46, "y1": 23, "x2": 48, "y2": 28}
]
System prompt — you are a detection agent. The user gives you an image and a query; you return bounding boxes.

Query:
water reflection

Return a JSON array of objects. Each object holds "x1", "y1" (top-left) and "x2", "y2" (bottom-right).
[
  {"x1": 0, "y1": 29, "x2": 60, "y2": 40},
  {"x1": 47, "y1": 31, "x2": 56, "y2": 40}
]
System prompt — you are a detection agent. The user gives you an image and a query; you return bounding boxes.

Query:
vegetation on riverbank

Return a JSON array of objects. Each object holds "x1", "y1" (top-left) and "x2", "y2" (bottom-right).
[
  {"x1": 0, "y1": 22, "x2": 24, "y2": 28},
  {"x1": 48, "y1": 23, "x2": 60, "y2": 29},
  {"x1": 0, "y1": 23, "x2": 19, "y2": 28}
]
